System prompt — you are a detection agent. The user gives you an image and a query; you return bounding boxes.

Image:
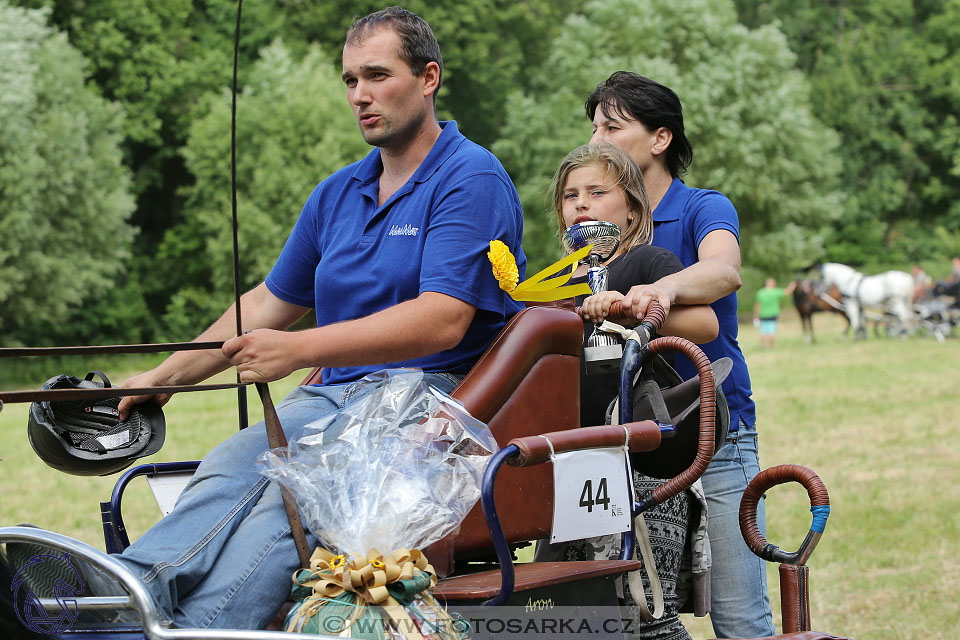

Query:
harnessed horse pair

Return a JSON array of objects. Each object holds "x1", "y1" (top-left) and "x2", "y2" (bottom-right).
[{"x1": 818, "y1": 263, "x2": 914, "y2": 340}]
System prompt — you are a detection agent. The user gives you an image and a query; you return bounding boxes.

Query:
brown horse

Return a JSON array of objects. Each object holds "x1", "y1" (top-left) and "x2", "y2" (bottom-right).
[{"x1": 793, "y1": 279, "x2": 850, "y2": 343}]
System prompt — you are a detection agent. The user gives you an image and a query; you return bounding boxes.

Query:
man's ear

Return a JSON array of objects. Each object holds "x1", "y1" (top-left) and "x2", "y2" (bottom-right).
[{"x1": 421, "y1": 61, "x2": 441, "y2": 99}]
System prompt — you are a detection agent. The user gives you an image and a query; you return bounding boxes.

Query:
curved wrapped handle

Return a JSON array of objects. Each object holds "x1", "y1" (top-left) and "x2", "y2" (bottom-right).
[
  {"x1": 506, "y1": 420, "x2": 665, "y2": 467},
  {"x1": 575, "y1": 299, "x2": 668, "y2": 332},
  {"x1": 641, "y1": 335, "x2": 716, "y2": 506},
  {"x1": 740, "y1": 464, "x2": 831, "y2": 566}
]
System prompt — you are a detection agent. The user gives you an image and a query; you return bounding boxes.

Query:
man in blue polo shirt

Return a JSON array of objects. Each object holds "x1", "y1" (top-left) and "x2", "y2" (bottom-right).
[
  {"x1": 587, "y1": 72, "x2": 775, "y2": 638},
  {"x1": 111, "y1": 7, "x2": 525, "y2": 629}
]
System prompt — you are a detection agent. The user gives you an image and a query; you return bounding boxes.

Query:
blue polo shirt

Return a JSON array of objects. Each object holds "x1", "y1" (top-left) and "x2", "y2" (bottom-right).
[
  {"x1": 651, "y1": 178, "x2": 756, "y2": 430},
  {"x1": 265, "y1": 121, "x2": 525, "y2": 385}
]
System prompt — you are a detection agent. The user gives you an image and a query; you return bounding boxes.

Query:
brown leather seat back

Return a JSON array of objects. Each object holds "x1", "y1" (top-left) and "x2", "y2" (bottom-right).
[{"x1": 447, "y1": 306, "x2": 583, "y2": 553}]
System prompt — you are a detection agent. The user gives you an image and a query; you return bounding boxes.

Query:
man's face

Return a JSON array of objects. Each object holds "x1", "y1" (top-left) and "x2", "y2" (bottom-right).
[
  {"x1": 590, "y1": 105, "x2": 658, "y2": 171},
  {"x1": 342, "y1": 28, "x2": 430, "y2": 149}
]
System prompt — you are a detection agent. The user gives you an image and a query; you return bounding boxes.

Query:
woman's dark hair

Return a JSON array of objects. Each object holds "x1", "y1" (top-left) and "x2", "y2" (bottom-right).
[
  {"x1": 585, "y1": 71, "x2": 693, "y2": 177},
  {"x1": 346, "y1": 7, "x2": 444, "y2": 100}
]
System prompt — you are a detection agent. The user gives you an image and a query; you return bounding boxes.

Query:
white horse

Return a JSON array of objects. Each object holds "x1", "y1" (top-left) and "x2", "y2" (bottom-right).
[{"x1": 820, "y1": 263, "x2": 914, "y2": 339}]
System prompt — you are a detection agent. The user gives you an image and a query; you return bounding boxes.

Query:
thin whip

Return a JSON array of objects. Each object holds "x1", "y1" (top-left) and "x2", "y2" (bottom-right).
[{"x1": 231, "y1": 0, "x2": 248, "y2": 429}]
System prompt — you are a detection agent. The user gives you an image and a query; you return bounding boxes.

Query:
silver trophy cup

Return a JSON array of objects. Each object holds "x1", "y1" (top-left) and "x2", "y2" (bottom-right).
[{"x1": 562, "y1": 221, "x2": 623, "y2": 375}]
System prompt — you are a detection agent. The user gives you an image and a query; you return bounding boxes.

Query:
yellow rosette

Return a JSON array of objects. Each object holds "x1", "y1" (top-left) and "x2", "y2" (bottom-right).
[{"x1": 487, "y1": 240, "x2": 593, "y2": 302}]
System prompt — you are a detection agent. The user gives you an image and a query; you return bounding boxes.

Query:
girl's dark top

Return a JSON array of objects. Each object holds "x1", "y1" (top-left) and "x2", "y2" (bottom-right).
[{"x1": 572, "y1": 244, "x2": 684, "y2": 427}]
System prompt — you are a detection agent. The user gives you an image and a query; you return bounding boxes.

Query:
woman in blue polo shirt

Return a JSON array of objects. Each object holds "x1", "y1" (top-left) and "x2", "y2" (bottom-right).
[{"x1": 585, "y1": 71, "x2": 775, "y2": 639}]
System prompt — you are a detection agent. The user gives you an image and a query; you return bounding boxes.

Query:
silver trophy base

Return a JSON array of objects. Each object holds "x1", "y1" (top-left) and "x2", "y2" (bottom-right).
[{"x1": 584, "y1": 342, "x2": 624, "y2": 375}]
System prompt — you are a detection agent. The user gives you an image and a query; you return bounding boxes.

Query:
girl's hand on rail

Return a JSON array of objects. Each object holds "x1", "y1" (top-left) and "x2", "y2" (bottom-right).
[
  {"x1": 579, "y1": 291, "x2": 626, "y2": 324},
  {"x1": 581, "y1": 294, "x2": 670, "y2": 329}
]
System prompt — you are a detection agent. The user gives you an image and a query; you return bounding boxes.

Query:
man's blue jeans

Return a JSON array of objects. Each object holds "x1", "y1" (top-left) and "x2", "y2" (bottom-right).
[
  {"x1": 114, "y1": 373, "x2": 460, "y2": 629},
  {"x1": 701, "y1": 421, "x2": 775, "y2": 638}
]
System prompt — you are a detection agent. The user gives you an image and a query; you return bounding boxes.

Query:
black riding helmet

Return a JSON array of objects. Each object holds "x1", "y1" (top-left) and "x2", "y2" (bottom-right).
[
  {"x1": 611, "y1": 356, "x2": 732, "y2": 480},
  {"x1": 27, "y1": 371, "x2": 165, "y2": 476}
]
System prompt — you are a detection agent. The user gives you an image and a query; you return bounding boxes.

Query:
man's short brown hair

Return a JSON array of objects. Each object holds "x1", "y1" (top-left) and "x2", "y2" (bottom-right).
[{"x1": 346, "y1": 7, "x2": 443, "y2": 99}]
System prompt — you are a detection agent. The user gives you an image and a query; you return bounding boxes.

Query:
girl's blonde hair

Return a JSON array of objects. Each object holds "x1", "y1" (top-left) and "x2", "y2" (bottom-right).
[{"x1": 550, "y1": 142, "x2": 652, "y2": 253}]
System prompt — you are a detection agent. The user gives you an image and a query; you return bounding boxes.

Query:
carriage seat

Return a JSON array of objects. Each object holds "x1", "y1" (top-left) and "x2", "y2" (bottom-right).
[
  {"x1": 300, "y1": 305, "x2": 661, "y2": 609},
  {"x1": 305, "y1": 305, "x2": 627, "y2": 584},
  {"x1": 103, "y1": 305, "x2": 662, "y2": 610}
]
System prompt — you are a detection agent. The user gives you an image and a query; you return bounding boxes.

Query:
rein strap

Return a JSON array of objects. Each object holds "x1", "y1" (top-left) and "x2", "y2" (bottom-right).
[
  {"x1": 0, "y1": 342, "x2": 224, "y2": 357},
  {"x1": 0, "y1": 383, "x2": 247, "y2": 405}
]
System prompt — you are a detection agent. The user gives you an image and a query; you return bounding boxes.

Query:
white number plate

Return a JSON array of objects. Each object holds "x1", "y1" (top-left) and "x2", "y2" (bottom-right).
[{"x1": 550, "y1": 447, "x2": 633, "y2": 543}]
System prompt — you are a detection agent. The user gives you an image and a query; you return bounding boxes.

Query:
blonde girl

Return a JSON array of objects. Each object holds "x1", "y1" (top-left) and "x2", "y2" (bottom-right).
[
  {"x1": 547, "y1": 142, "x2": 718, "y2": 640},
  {"x1": 551, "y1": 143, "x2": 716, "y2": 346}
]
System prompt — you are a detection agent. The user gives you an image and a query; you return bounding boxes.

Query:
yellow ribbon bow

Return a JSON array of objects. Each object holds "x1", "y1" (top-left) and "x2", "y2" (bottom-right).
[
  {"x1": 488, "y1": 240, "x2": 594, "y2": 302},
  {"x1": 286, "y1": 546, "x2": 462, "y2": 639}
]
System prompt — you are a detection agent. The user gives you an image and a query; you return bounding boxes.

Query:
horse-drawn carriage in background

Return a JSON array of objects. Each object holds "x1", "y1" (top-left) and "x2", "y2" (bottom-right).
[
  {"x1": 793, "y1": 262, "x2": 958, "y2": 342},
  {"x1": 1, "y1": 294, "x2": 849, "y2": 640},
  {"x1": 817, "y1": 263, "x2": 914, "y2": 340}
]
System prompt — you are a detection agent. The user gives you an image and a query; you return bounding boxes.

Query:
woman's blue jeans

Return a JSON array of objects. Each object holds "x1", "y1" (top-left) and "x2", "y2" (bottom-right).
[
  {"x1": 114, "y1": 373, "x2": 460, "y2": 629},
  {"x1": 701, "y1": 421, "x2": 776, "y2": 638}
]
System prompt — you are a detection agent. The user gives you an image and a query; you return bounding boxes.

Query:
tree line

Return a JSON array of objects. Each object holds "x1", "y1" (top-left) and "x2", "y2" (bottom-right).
[{"x1": 2, "y1": 0, "x2": 958, "y2": 348}]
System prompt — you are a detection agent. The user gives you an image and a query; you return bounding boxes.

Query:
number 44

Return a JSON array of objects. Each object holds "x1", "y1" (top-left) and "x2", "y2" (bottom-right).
[{"x1": 579, "y1": 477, "x2": 610, "y2": 513}]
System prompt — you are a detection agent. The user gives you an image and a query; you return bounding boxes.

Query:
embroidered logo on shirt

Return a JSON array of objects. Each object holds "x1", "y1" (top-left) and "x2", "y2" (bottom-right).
[{"x1": 388, "y1": 224, "x2": 419, "y2": 237}]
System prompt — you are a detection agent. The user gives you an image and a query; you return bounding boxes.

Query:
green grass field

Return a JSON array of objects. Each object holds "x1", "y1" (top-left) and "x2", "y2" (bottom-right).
[{"x1": 1, "y1": 312, "x2": 957, "y2": 638}]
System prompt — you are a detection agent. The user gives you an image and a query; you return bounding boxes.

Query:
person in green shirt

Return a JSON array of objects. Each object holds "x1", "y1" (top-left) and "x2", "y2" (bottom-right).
[{"x1": 754, "y1": 278, "x2": 796, "y2": 349}]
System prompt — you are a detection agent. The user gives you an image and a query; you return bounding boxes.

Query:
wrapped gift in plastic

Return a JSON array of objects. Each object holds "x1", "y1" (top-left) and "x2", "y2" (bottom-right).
[{"x1": 259, "y1": 369, "x2": 498, "y2": 639}]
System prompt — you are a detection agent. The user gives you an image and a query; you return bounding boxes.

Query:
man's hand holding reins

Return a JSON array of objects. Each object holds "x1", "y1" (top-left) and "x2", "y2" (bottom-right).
[{"x1": 222, "y1": 329, "x2": 303, "y2": 384}]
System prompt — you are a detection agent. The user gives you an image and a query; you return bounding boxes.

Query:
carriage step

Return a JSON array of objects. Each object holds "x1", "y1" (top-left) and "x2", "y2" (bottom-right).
[{"x1": 434, "y1": 559, "x2": 641, "y2": 601}]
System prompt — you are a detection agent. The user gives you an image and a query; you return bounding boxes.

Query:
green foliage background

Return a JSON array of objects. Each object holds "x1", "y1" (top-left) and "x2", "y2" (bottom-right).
[
  {"x1": 0, "y1": 2, "x2": 136, "y2": 345},
  {"x1": 1, "y1": 0, "x2": 959, "y2": 348},
  {"x1": 734, "y1": 0, "x2": 960, "y2": 267},
  {"x1": 494, "y1": 0, "x2": 843, "y2": 275}
]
